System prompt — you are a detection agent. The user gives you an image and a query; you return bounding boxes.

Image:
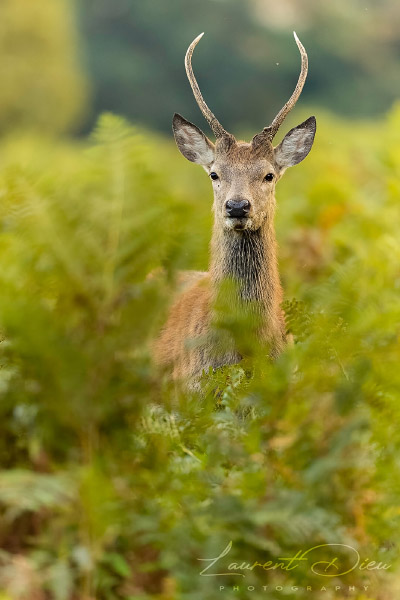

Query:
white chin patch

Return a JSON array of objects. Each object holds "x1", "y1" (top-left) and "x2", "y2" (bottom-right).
[{"x1": 224, "y1": 218, "x2": 253, "y2": 231}]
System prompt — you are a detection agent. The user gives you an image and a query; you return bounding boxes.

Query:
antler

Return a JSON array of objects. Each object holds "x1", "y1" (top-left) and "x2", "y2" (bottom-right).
[
  {"x1": 185, "y1": 33, "x2": 228, "y2": 138},
  {"x1": 264, "y1": 32, "x2": 308, "y2": 141}
]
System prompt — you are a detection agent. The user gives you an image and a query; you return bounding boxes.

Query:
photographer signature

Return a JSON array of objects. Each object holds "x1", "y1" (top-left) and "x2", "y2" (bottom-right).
[{"x1": 198, "y1": 541, "x2": 391, "y2": 578}]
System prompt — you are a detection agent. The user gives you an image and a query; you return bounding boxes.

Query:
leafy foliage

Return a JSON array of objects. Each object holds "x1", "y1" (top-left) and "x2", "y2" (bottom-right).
[{"x1": 0, "y1": 107, "x2": 399, "y2": 599}]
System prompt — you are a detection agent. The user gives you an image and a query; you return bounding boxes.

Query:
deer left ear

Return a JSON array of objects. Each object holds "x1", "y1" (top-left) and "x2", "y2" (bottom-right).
[
  {"x1": 172, "y1": 113, "x2": 215, "y2": 167},
  {"x1": 274, "y1": 116, "x2": 316, "y2": 171}
]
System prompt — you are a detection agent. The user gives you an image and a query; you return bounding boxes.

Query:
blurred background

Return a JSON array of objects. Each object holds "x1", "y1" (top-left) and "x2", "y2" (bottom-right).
[
  {"x1": 0, "y1": 0, "x2": 399, "y2": 136},
  {"x1": 0, "y1": 2, "x2": 399, "y2": 600}
]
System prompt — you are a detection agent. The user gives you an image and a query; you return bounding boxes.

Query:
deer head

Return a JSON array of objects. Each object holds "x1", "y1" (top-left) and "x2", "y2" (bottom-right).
[{"x1": 173, "y1": 32, "x2": 316, "y2": 232}]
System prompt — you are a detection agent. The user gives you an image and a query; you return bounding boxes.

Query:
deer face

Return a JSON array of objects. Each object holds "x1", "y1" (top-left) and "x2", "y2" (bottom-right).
[
  {"x1": 173, "y1": 32, "x2": 316, "y2": 233},
  {"x1": 173, "y1": 113, "x2": 316, "y2": 232}
]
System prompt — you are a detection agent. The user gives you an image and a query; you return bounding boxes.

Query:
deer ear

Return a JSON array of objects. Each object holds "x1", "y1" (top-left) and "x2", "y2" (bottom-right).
[
  {"x1": 274, "y1": 116, "x2": 316, "y2": 171},
  {"x1": 172, "y1": 113, "x2": 215, "y2": 166}
]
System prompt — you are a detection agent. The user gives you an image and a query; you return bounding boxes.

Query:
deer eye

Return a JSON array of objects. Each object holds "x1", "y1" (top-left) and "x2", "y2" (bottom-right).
[
  {"x1": 264, "y1": 173, "x2": 274, "y2": 182},
  {"x1": 210, "y1": 172, "x2": 219, "y2": 181}
]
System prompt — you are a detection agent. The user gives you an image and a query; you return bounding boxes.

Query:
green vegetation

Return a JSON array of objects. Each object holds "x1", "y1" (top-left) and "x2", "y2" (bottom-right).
[
  {"x1": 0, "y1": 106, "x2": 399, "y2": 599},
  {"x1": 0, "y1": 0, "x2": 88, "y2": 134},
  {"x1": 0, "y1": 1, "x2": 399, "y2": 598}
]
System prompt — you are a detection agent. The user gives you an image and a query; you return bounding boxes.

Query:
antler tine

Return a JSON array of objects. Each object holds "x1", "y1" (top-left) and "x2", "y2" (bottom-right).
[
  {"x1": 266, "y1": 32, "x2": 308, "y2": 141},
  {"x1": 185, "y1": 33, "x2": 228, "y2": 138}
]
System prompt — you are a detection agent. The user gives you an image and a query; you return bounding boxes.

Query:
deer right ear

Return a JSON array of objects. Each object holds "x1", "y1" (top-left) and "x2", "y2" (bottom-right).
[
  {"x1": 274, "y1": 116, "x2": 316, "y2": 172},
  {"x1": 172, "y1": 113, "x2": 215, "y2": 167}
]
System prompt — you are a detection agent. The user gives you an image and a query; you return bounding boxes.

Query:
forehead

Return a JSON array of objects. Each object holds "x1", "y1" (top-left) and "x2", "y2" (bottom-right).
[{"x1": 213, "y1": 142, "x2": 275, "y2": 179}]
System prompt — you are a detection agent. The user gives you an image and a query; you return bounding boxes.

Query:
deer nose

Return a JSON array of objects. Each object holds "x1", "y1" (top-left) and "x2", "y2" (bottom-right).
[{"x1": 225, "y1": 199, "x2": 251, "y2": 218}]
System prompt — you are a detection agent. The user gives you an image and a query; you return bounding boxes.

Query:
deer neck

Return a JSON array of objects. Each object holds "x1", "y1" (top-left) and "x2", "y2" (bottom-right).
[{"x1": 209, "y1": 219, "x2": 282, "y2": 315}]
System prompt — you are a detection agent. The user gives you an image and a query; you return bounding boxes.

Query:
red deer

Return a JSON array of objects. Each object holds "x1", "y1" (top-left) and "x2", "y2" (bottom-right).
[{"x1": 154, "y1": 32, "x2": 316, "y2": 385}]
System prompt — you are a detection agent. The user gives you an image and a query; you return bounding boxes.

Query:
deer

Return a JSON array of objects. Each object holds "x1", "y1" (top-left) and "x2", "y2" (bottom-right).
[{"x1": 154, "y1": 32, "x2": 316, "y2": 385}]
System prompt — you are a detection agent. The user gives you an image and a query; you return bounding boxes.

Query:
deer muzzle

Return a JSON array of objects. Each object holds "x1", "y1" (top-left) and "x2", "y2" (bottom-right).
[{"x1": 225, "y1": 199, "x2": 251, "y2": 219}]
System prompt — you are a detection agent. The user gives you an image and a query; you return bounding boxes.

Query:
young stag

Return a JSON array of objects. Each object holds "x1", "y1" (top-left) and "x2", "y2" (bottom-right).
[{"x1": 154, "y1": 32, "x2": 316, "y2": 383}]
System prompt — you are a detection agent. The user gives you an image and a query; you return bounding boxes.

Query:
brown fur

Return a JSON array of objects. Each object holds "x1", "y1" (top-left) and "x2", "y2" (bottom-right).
[
  {"x1": 153, "y1": 134, "x2": 313, "y2": 383},
  {"x1": 154, "y1": 37, "x2": 316, "y2": 385}
]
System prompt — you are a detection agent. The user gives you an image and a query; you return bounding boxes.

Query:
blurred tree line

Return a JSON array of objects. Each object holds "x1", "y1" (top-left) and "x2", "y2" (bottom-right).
[
  {"x1": 0, "y1": 0, "x2": 88, "y2": 134},
  {"x1": 76, "y1": 0, "x2": 400, "y2": 134},
  {"x1": 0, "y1": 0, "x2": 398, "y2": 137}
]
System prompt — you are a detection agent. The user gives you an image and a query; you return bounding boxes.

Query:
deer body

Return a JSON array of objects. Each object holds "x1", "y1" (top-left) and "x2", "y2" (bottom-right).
[
  {"x1": 154, "y1": 33, "x2": 316, "y2": 383},
  {"x1": 155, "y1": 197, "x2": 284, "y2": 379}
]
